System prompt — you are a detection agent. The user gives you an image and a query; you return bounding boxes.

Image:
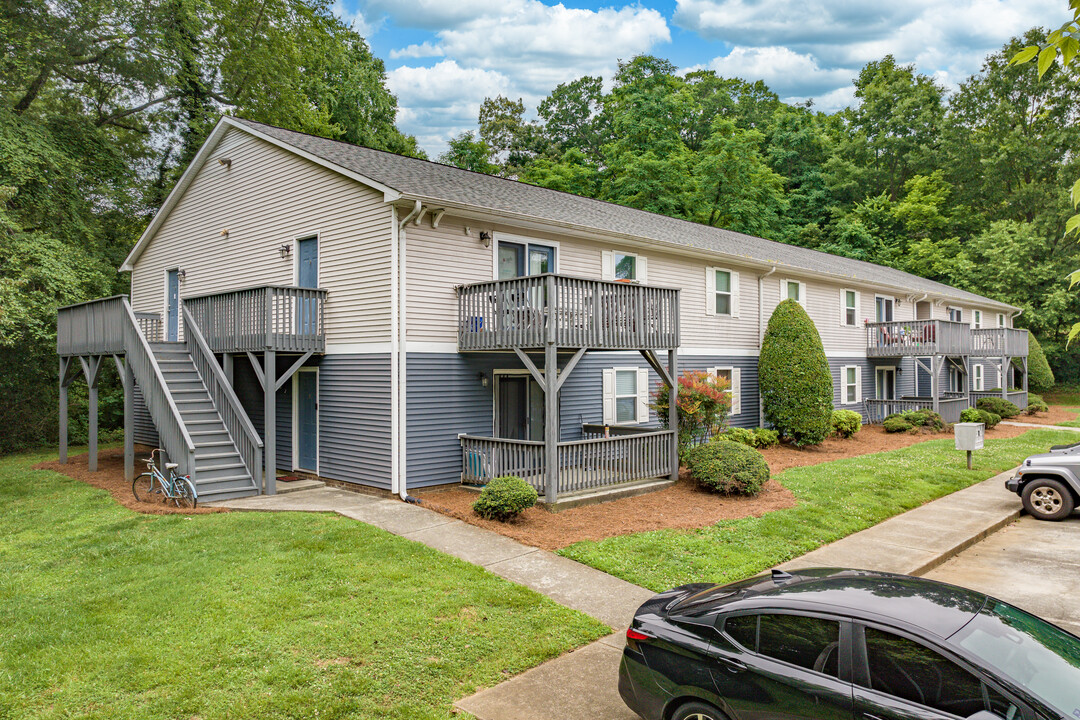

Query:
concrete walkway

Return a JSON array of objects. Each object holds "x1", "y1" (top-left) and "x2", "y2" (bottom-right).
[
  {"x1": 218, "y1": 468, "x2": 1029, "y2": 720},
  {"x1": 1001, "y1": 420, "x2": 1080, "y2": 432}
]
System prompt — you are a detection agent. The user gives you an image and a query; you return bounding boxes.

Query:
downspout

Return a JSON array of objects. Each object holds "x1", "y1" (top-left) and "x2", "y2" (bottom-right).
[
  {"x1": 395, "y1": 201, "x2": 422, "y2": 503},
  {"x1": 757, "y1": 266, "x2": 777, "y2": 427}
]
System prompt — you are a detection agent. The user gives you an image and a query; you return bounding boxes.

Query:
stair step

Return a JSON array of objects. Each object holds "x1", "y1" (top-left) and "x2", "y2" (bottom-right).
[
  {"x1": 196, "y1": 466, "x2": 251, "y2": 482},
  {"x1": 276, "y1": 478, "x2": 325, "y2": 494},
  {"x1": 195, "y1": 461, "x2": 246, "y2": 471},
  {"x1": 169, "y1": 388, "x2": 209, "y2": 395},
  {"x1": 149, "y1": 342, "x2": 185, "y2": 351},
  {"x1": 194, "y1": 440, "x2": 234, "y2": 448},
  {"x1": 195, "y1": 451, "x2": 242, "y2": 462}
]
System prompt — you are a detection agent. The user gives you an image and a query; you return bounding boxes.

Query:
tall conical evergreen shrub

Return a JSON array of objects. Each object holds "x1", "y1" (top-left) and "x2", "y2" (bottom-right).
[
  {"x1": 758, "y1": 299, "x2": 834, "y2": 445},
  {"x1": 1027, "y1": 331, "x2": 1055, "y2": 392}
]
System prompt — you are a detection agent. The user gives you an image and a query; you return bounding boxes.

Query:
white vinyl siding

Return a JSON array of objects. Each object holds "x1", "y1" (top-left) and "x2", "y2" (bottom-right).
[
  {"x1": 130, "y1": 127, "x2": 393, "y2": 345},
  {"x1": 841, "y1": 289, "x2": 859, "y2": 327},
  {"x1": 840, "y1": 365, "x2": 861, "y2": 405},
  {"x1": 602, "y1": 250, "x2": 647, "y2": 283},
  {"x1": 782, "y1": 278, "x2": 806, "y2": 306},
  {"x1": 705, "y1": 267, "x2": 740, "y2": 317},
  {"x1": 973, "y1": 364, "x2": 984, "y2": 391},
  {"x1": 602, "y1": 367, "x2": 649, "y2": 424},
  {"x1": 712, "y1": 367, "x2": 741, "y2": 415}
]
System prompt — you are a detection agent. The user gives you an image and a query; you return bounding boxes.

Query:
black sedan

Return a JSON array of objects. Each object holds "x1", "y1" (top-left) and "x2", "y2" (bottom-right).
[{"x1": 619, "y1": 568, "x2": 1080, "y2": 720}]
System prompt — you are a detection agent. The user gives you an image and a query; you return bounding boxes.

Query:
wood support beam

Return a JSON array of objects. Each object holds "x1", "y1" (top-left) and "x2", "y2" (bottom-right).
[
  {"x1": 59, "y1": 357, "x2": 69, "y2": 464},
  {"x1": 668, "y1": 348, "x2": 679, "y2": 483},
  {"x1": 639, "y1": 349, "x2": 675, "y2": 388},
  {"x1": 554, "y1": 347, "x2": 586, "y2": 393},
  {"x1": 264, "y1": 350, "x2": 276, "y2": 496},
  {"x1": 543, "y1": 343, "x2": 558, "y2": 504},
  {"x1": 247, "y1": 351, "x2": 265, "y2": 389},
  {"x1": 223, "y1": 353, "x2": 234, "y2": 386},
  {"x1": 79, "y1": 355, "x2": 103, "y2": 472},
  {"x1": 513, "y1": 347, "x2": 547, "y2": 393},
  {"x1": 276, "y1": 351, "x2": 314, "y2": 392}
]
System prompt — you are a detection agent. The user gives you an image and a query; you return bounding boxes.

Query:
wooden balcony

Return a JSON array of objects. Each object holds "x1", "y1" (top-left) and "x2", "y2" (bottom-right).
[
  {"x1": 971, "y1": 327, "x2": 1029, "y2": 357},
  {"x1": 57, "y1": 295, "x2": 128, "y2": 356},
  {"x1": 183, "y1": 285, "x2": 327, "y2": 354},
  {"x1": 457, "y1": 273, "x2": 680, "y2": 351},
  {"x1": 866, "y1": 319, "x2": 972, "y2": 357}
]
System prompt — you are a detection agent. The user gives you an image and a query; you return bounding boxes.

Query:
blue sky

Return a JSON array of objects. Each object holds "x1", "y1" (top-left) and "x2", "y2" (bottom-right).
[{"x1": 331, "y1": 0, "x2": 1067, "y2": 156}]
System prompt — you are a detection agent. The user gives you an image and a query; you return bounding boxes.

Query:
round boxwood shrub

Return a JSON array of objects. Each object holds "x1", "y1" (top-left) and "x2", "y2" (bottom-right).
[
  {"x1": 883, "y1": 415, "x2": 913, "y2": 433},
  {"x1": 758, "y1": 300, "x2": 834, "y2": 446},
  {"x1": 472, "y1": 476, "x2": 538, "y2": 521},
  {"x1": 831, "y1": 409, "x2": 862, "y2": 438},
  {"x1": 1028, "y1": 331, "x2": 1055, "y2": 393},
  {"x1": 685, "y1": 439, "x2": 769, "y2": 495},
  {"x1": 1026, "y1": 393, "x2": 1049, "y2": 415},
  {"x1": 752, "y1": 428, "x2": 780, "y2": 448},
  {"x1": 977, "y1": 396, "x2": 1021, "y2": 419},
  {"x1": 719, "y1": 427, "x2": 781, "y2": 449},
  {"x1": 961, "y1": 407, "x2": 1001, "y2": 429}
]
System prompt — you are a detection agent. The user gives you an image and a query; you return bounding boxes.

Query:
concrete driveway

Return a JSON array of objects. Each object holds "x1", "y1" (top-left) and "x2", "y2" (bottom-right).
[{"x1": 925, "y1": 513, "x2": 1080, "y2": 635}]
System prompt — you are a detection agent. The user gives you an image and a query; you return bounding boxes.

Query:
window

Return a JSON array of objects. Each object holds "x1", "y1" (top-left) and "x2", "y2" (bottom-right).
[
  {"x1": 875, "y1": 296, "x2": 894, "y2": 323},
  {"x1": 602, "y1": 250, "x2": 647, "y2": 283},
  {"x1": 974, "y1": 364, "x2": 984, "y2": 392},
  {"x1": 603, "y1": 367, "x2": 648, "y2": 424},
  {"x1": 783, "y1": 279, "x2": 804, "y2": 304},
  {"x1": 842, "y1": 366, "x2": 860, "y2": 405},
  {"x1": 497, "y1": 238, "x2": 556, "y2": 279},
  {"x1": 842, "y1": 289, "x2": 858, "y2": 326},
  {"x1": 948, "y1": 307, "x2": 963, "y2": 322},
  {"x1": 726, "y1": 614, "x2": 840, "y2": 678},
  {"x1": 863, "y1": 627, "x2": 1018, "y2": 718},
  {"x1": 715, "y1": 270, "x2": 731, "y2": 314},
  {"x1": 997, "y1": 313, "x2": 1006, "y2": 328},
  {"x1": 876, "y1": 367, "x2": 896, "y2": 401},
  {"x1": 706, "y1": 268, "x2": 739, "y2": 318},
  {"x1": 974, "y1": 310, "x2": 983, "y2": 329},
  {"x1": 712, "y1": 367, "x2": 741, "y2": 415}
]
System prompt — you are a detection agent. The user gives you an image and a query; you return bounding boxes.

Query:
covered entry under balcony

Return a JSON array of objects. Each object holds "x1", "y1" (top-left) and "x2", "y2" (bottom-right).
[{"x1": 456, "y1": 273, "x2": 681, "y2": 504}]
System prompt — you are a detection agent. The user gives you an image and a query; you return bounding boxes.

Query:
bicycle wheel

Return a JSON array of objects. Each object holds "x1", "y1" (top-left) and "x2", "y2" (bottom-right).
[
  {"x1": 173, "y1": 476, "x2": 198, "y2": 510},
  {"x1": 133, "y1": 473, "x2": 157, "y2": 503}
]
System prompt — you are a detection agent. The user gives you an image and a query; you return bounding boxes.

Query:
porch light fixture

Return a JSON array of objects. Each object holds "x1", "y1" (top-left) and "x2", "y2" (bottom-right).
[
  {"x1": 218, "y1": 157, "x2": 232, "y2": 169},
  {"x1": 220, "y1": 228, "x2": 229, "y2": 239},
  {"x1": 478, "y1": 372, "x2": 489, "y2": 387},
  {"x1": 176, "y1": 269, "x2": 186, "y2": 282},
  {"x1": 479, "y1": 231, "x2": 492, "y2": 247},
  {"x1": 279, "y1": 243, "x2": 292, "y2": 259}
]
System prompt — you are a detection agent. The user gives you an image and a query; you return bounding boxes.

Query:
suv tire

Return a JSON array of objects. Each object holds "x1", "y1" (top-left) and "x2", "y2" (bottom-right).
[
  {"x1": 672, "y1": 701, "x2": 728, "y2": 720},
  {"x1": 1021, "y1": 478, "x2": 1075, "y2": 521}
]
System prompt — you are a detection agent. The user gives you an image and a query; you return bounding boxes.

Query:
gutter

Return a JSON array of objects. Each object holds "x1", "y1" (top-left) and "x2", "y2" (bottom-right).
[{"x1": 394, "y1": 201, "x2": 422, "y2": 504}]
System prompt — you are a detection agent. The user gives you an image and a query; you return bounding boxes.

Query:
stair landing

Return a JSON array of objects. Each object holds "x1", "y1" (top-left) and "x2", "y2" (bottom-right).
[{"x1": 275, "y1": 477, "x2": 325, "y2": 494}]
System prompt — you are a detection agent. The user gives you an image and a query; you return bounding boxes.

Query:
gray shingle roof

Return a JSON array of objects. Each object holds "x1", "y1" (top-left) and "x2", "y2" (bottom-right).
[{"x1": 233, "y1": 118, "x2": 1016, "y2": 310}]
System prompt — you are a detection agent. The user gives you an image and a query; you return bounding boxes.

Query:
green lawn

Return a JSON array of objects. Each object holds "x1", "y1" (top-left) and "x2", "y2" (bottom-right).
[
  {"x1": 558, "y1": 429, "x2": 1078, "y2": 593},
  {"x1": 1051, "y1": 407, "x2": 1080, "y2": 427},
  {"x1": 0, "y1": 450, "x2": 608, "y2": 720}
]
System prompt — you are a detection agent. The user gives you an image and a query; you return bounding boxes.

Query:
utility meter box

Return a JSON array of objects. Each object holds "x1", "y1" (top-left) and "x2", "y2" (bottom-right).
[{"x1": 955, "y1": 422, "x2": 985, "y2": 451}]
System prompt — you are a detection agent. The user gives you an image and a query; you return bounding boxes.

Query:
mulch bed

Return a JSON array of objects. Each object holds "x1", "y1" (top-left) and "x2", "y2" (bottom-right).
[
  {"x1": 1001, "y1": 405, "x2": 1078, "y2": 426},
  {"x1": 34, "y1": 446, "x2": 227, "y2": 515},
  {"x1": 417, "y1": 422, "x2": 1036, "y2": 551}
]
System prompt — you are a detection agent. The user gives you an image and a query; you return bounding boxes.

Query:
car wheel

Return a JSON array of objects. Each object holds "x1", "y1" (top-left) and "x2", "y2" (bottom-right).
[
  {"x1": 1022, "y1": 478, "x2": 1076, "y2": 521},
  {"x1": 672, "y1": 701, "x2": 727, "y2": 720}
]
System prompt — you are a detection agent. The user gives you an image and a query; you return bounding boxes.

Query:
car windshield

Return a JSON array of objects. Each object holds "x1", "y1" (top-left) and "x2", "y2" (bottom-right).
[{"x1": 952, "y1": 601, "x2": 1080, "y2": 715}]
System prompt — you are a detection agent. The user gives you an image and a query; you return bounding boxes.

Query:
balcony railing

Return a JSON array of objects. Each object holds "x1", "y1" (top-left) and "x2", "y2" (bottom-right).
[
  {"x1": 971, "y1": 327, "x2": 1029, "y2": 357},
  {"x1": 57, "y1": 295, "x2": 128, "y2": 356},
  {"x1": 460, "y1": 429, "x2": 675, "y2": 497},
  {"x1": 866, "y1": 396, "x2": 970, "y2": 424},
  {"x1": 457, "y1": 273, "x2": 680, "y2": 351},
  {"x1": 971, "y1": 390, "x2": 1028, "y2": 410},
  {"x1": 866, "y1": 320, "x2": 972, "y2": 357},
  {"x1": 183, "y1": 285, "x2": 327, "y2": 353}
]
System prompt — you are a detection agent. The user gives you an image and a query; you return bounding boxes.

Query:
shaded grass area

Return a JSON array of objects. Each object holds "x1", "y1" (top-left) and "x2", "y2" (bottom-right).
[
  {"x1": 1045, "y1": 385, "x2": 1080, "y2": 406},
  {"x1": 1053, "y1": 408, "x2": 1080, "y2": 427},
  {"x1": 558, "y1": 430, "x2": 1077, "y2": 593},
  {"x1": 0, "y1": 450, "x2": 608, "y2": 719}
]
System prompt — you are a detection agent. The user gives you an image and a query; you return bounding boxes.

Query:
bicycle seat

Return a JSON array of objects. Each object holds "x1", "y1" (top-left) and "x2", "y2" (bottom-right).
[{"x1": 165, "y1": 462, "x2": 179, "y2": 470}]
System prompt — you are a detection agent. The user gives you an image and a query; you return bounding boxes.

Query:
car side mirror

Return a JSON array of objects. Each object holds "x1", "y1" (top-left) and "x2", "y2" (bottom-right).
[{"x1": 967, "y1": 713, "x2": 1004, "y2": 720}]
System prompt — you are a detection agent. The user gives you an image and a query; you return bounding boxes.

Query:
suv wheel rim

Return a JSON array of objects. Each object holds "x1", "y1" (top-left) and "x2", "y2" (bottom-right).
[{"x1": 1031, "y1": 486, "x2": 1063, "y2": 515}]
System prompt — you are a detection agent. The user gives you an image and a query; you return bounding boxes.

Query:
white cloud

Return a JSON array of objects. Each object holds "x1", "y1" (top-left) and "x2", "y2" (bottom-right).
[
  {"x1": 702, "y1": 46, "x2": 856, "y2": 99},
  {"x1": 330, "y1": 0, "x2": 374, "y2": 37},
  {"x1": 389, "y1": 41, "x2": 444, "y2": 60},
  {"x1": 358, "y1": 0, "x2": 526, "y2": 30}
]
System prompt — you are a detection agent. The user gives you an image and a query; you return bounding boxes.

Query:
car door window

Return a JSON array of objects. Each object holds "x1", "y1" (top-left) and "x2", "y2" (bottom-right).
[
  {"x1": 863, "y1": 627, "x2": 1024, "y2": 718},
  {"x1": 724, "y1": 613, "x2": 840, "y2": 678}
]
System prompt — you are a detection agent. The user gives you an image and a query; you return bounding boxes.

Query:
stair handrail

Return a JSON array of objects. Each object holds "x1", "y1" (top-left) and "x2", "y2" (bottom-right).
[
  {"x1": 182, "y1": 303, "x2": 264, "y2": 490},
  {"x1": 120, "y1": 298, "x2": 198, "y2": 479}
]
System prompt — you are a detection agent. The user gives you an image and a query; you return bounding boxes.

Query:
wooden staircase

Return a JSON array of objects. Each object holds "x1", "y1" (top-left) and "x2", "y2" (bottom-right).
[{"x1": 150, "y1": 342, "x2": 259, "y2": 501}]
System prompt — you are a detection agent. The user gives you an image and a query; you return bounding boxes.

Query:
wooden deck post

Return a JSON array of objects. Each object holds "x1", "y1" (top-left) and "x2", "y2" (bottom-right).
[
  {"x1": 1002, "y1": 357, "x2": 1009, "y2": 398},
  {"x1": 264, "y1": 350, "x2": 277, "y2": 496},
  {"x1": 223, "y1": 352, "x2": 233, "y2": 386},
  {"x1": 930, "y1": 355, "x2": 940, "y2": 414},
  {"x1": 544, "y1": 342, "x2": 558, "y2": 504},
  {"x1": 80, "y1": 355, "x2": 102, "y2": 472},
  {"x1": 59, "y1": 357, "x2": 69, "y2": 464},
  {"x1": 121, "y1": 355, "x2": 134, "y2": 481},
  {"x1": 668, "y1": 348, "x2": 679, "y2": 482}
]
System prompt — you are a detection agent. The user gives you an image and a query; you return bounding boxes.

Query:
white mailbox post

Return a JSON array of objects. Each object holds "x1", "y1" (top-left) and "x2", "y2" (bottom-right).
[{"x1": 955, "y1": 422, "x2": 985, "y2": 470}]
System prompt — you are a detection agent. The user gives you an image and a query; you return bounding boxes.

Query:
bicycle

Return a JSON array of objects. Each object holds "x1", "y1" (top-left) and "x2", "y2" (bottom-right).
[{"x1": 132, "y1": 448, "x2": 198, "y2": 509}]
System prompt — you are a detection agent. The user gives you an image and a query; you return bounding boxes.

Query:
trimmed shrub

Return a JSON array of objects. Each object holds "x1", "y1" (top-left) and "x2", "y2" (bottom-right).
[
  {"x1": 1026, "y1": 392, "x2": 1049, "y2": 414},
  {"x1": 831, "y1": 409, "x2": 862, "y2": 438},
  {"x1": 1028, "y1": 331, "x2": 1055, "y2": 393},
  {"x1": 883, "y1": 415, "x2": 912, "y2": 433},
  {"x1": 472, "y1": 476, "x2": 538, "y2": 521},
  {"x1": 959, "y1": 407, "x2": 982, "y2": 424},
  {"x1": 685, "y1": 439, "x2": 769, "y2": 495},
  {"x1": 961, "y1": 407, "x2": 1001, "y2": 429},
  {"x1": 758, "y1": 300, "x2": 834, "y2": 446},
  {"x1": 653, "y1": 370, "x2": 731, "y2": 456},
  {"x1": 977, "y1": 396, "x2": 1021, "y2": 419},
  {"x1": 719, "y1": 426, "x2": 780, "y2": 449}
]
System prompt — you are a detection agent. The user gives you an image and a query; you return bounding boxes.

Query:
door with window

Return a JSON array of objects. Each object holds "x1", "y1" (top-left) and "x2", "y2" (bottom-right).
[
  {"x1": 876, "y1": 296, "x2": 895, "y2": 323},
  {"x1": 876, "y1": 367, "x2": 896, "y2": 401},
  {"x1": 495, "y1": 373, "x2": 545, "y2": 441},
  {"x1": 166, "y1": 269, "x2": 180, "y2": 341},
  {"x1": 297, "y1": 236, "x2": 319, "y2": 335},
  {"x1": 295, "y1": 369, "x2": 318, "y2": 472},
  {"x1": 716, "y1": 612, "x2": 853, "y2": 719},
  {"x1": 854, "y1": 625, "x2": 1028, "y2": 720}
]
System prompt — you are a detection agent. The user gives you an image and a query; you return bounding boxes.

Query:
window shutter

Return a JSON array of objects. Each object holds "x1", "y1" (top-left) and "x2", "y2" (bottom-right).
[
  {"x1": 799, "y1": 281, "x2": 807, "y2": 307},
  {"x1": 602, "y1": 368, "x2": 615, "y2": 424},
  {"x1": 839, "y1": 290, "x2": 847, "y2": 327},
  {"x1": 636, "y1": 367, "x2": 649, "y2": 423},
  {"x1": 855, "y1": 368, "x2": 862, "y2": 404},
  {"x1": 636, "y1": 256, "x2": 648, "y2": 284},
  {"x1": 731, "y1": 271, "x2": 740, "y2": 318},
  {"x1": 705, "y1": 267, "x2": 716, "y2": 316},
  {"x1": 601, "y1": 250, "x2": 615, "y2": 281},
  {"x1": 854, "y1": 291, "x2": 861, "y2": 324},
  {"x1": 839, "y1": 367, "x2": 849, "y2": 405},
  {"x1": 731, "y1": 368, "x2": 741, "y2": 415}
]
